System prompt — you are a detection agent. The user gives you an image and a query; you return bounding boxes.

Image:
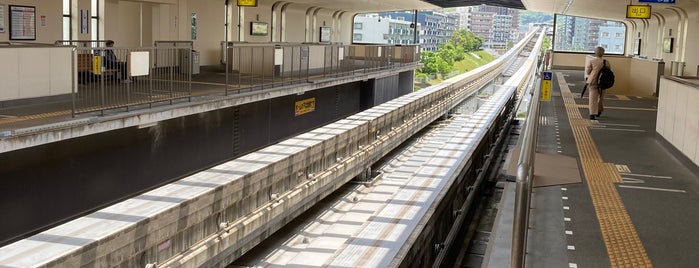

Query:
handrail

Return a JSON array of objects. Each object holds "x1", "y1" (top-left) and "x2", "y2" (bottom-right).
[{"x1": 511, "y1": 29, "x2": 546, "y2": 268}]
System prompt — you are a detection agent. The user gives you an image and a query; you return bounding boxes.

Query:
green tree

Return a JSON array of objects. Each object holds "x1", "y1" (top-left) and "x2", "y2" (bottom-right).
[
  {"x1": 420, "y1": 50, "x2": 453, "y2": 76},
  {"x1": 451, "y1": 29, "x2": 483, "y2": 52}
]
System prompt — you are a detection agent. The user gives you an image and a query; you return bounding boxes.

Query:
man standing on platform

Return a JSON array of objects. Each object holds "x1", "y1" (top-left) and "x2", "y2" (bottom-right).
[{"x1": 585, "y1": 46, "x2": 607, "y2": 120}]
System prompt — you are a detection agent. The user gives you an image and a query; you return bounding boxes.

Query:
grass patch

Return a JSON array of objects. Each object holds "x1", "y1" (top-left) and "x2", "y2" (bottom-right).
[{"x1": 414, "y1": 50, "x2": 495, "y2": 90}]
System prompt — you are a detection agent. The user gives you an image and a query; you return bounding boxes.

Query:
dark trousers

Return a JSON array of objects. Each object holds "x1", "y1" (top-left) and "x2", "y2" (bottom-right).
[{"x1": 105, "y1": 60, "x2": 127, "y2": 80}]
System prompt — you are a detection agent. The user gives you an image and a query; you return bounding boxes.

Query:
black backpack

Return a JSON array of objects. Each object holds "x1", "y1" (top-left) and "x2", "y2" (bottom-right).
[{"x1": 597, "y1": 59, "x2": 614, "y2": 90}]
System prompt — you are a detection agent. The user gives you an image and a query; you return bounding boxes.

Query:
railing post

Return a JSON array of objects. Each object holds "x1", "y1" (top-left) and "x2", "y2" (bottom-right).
[{"x1": 71, "y1": 48, "x2": 77, "y2": 117}]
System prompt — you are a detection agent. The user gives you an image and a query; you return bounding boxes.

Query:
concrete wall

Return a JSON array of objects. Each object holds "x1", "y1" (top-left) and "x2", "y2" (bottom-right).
[
  {"x1": 629, "y1": 57, "x2": 664, "y2": 96},
  {"x1": 555, "y1": 53, "x2": 633, "y2": 95},
  {"x1": 0, "y1": 0, "x2": 62, "y2": 43}
]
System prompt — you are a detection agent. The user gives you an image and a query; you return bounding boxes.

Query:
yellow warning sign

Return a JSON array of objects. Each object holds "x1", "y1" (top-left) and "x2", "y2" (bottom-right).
[
  {"x1": 541, "y1": 80, "x2": 551, "y2": 101},
  {"x1": 295, "y1": 98, "x2": 316, "y2": 116},
  {"x1": 237, "y1": 0, "x2": 257, "y2": 7},
  {"x1": 93, "y1": 56, "x2": 102, "y2": 75}
]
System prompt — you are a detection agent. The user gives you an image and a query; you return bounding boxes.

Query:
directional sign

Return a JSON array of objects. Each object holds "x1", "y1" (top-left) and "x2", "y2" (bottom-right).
[
  {"x1": 638, "y1": 0, "x2": 674, "y2": 3},
  {"x1": 541, "y1": 71, "x2": 552, "y2": 101},
  {"x1": 627, "y1": 5, "x2": 651, "y2": 19},
  {"x1": 543, "y1": 72, "x2": 552, "y2": 80}
]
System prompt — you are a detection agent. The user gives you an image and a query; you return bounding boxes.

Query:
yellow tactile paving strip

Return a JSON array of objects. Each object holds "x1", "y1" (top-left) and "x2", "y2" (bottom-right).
[
  {"x1": 574, "y1": 104, "x2": 657, "y2": 111},
  {"x1": 0, "y1": 110, "x2": 72, "y2": 125},
  {"x1": 556, "y1": 72, "x2": 652, "y2": 267}
]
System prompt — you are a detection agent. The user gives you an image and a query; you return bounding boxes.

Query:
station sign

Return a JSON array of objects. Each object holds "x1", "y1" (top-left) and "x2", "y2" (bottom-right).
[
  {"x1": 627, "y1": 5, "x2": 651, "y2": 19},
  {"x1": 638, "y1": 0, "x2": 674, "y2": 3},
  {"x1": 541, "y1": 71, "x2": 551, "y2": 101},
  {"x1": 93, "y1": 56, "x2": 102, "y2": 74},
  {"x1": 295, "y1": 98, "x2": 316, "y2": 116},
  {"x1": 237, "y1": 0, "x2": 257, "y2": 7}
]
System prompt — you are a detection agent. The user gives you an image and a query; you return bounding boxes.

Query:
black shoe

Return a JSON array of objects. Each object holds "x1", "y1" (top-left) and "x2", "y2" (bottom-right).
[
  {"x1": 590, "y1": 115, "x2": 596, "y2": 120},
  {"x1": 597, "y1": 111, "x2": 602, "y2": 117}
]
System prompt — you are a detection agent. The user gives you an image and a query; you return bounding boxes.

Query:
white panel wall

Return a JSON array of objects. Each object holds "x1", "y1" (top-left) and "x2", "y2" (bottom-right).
[
  {"x1": 685, "y1": 87, "x2": 699, "y2": 161},
  {"x1": 50, "y1": 48, "x2": 72, "y2": 96},
  {"x1": 19, "y1": 49, "x2": 51, "y2": 98},
  {"x1": 0, "y1": 47, "x2": 72, "y2": 101},
  {"x1": 628, "y1": 57, "x2": 664, "y2": 96},
  {"x1": 0, "y1": 49, "x2": 20, "y2": 101},
  {"x1": 657, "y1": 77, "x2": 699, "y2": 166}
]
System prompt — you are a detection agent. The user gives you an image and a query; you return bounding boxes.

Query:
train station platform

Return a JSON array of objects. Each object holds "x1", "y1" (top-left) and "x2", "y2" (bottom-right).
[{"x1": 488, "y1": 69, "x2": 699, "y2": 267}]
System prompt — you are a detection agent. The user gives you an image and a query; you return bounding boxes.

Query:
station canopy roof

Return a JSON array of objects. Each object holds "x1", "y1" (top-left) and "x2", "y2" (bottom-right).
[{"x1": 260, "y1": 0, "x2": 699, "y2": 21}]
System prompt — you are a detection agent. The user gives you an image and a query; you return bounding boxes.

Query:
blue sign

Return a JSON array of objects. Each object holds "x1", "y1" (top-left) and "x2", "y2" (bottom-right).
[
  {"x1": 638, "y1": 0, "x2": 675, "y2": 3},
  {"x1": 543, "y1": 71, "x2": 552, "y2": 80}
]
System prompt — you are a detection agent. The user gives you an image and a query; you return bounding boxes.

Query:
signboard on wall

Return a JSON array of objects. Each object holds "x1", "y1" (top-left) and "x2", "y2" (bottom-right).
[
  {"x1": 191, "y1": 13, "x2": 197, "y2": 40},
  {"x1": 541, "y1": 71, "x2": 552, "y2": 101},
  {"x1": 626, "y1": 5, "x2": 651, "y2": 19},
  {"x1": 237, "y1": 0, "x2": 257, "y2": 7},
  {"x1": 295, "y1": 98, "x2": 316, "y2": 116},
  {"x1": 9, "y1": 5, "x2": 36, "y2": 40},
  {"x1": 80, "y1": 10, "x2": 89, "y2": 33},
  {"x1": 319, "y1": 26, "x2": 331, "y2": 43}
]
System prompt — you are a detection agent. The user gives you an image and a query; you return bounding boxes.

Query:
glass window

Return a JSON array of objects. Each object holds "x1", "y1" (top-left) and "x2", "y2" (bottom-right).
[
  {"x1": 63, "y1": 0, "x2": 70, "y2": 15},
  {"x1": 63, "y1": 0, "x2": 71, "y2": 40},
  {"x1": 354, "y1": 11, "x2": 423, "y2": 45},
  {"x1": 553, "y1": 14, "x2": 626, "y2": 55},
  {"x1": 91, "y1": 0, "x2": 99, "y2": 40},
  {"x1": 63, "y1": 17, "x2": 71, "y2": 40},
  {"x1": 353, "y1": 33, "x2": 362, "y2": 41}
]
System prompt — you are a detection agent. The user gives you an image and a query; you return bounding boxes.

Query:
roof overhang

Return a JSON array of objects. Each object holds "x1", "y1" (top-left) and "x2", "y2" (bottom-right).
[{"x1": 421, "y1": 0, "x2": 525, "y2": 9}]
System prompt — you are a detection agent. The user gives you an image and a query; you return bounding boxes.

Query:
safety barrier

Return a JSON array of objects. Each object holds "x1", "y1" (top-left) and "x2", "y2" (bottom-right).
[
  {"x1": 72, "y1": 46, "x2": 193, "y2": 115},
  {"x1": 222, "y1": 43, "x2": 419, "y2": 94}
]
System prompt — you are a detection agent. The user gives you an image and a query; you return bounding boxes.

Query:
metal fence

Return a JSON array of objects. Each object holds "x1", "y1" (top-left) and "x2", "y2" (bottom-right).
[
  {"x1": 223, "y1": 43, "x2": 420, "y2": 94},
  {"x1": 70, "y1": 43, "x2": 418, "y2": 115},
  {"x1": 72, "y1": 46, "x2": 192, "y2": 115}
]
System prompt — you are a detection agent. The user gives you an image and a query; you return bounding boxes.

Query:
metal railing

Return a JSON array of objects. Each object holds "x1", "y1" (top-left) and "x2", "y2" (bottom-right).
[
  {"x1": 72, "y1": 46, "x2": 192, "y2": 115},
  {"x1": 70, "y1": 43, "x2": 418, "y2": 114},
  {"x1": 511, "y1": 31, "x2": 546, "y2": 268},
  {"x1": 223, "y1": 43, "x2": 420, "y2": 94},
  {"x1": 56, "y1": 39, "x2": 112, "y2": 48}
]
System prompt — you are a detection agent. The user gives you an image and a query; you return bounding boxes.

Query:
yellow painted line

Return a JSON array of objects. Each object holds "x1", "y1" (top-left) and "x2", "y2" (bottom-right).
[
  {"x1": 0, "y1": 110, "x2": 72, "y2": 124},
  {"x1": 556, "y1": 72, "x2": 652, "y2": 268},
  {"x1": 574, "y1": 104, "x2": 657, "y2": 111}
]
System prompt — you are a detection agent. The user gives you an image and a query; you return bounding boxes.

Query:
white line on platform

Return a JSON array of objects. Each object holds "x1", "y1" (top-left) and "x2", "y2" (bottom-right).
[
  {"x1": 564, "y1": 217, "x2": 571, "y2": 222},
  {"x1": 598, "y1": 123, "x2": 641, "y2": 127},
  {"x1": 565, "y1": 230, "x2": 573, "y2": 235},
  {"x1": 569, "y1": 263, "x2": 578, "y2": 268},
  {"x1": 589, "y1": 127, "x2": 646, "y2": 132},
  {"x1": 620, "y1": 173, "x2": 673, "y2": 179},
  {"x1": 567, "y1": 245, "x2": 576, "y2": 250},
  {"x1": 622, "y1": 177, "x2": 645, "y2": 184},
  {"x1": 562, "y1": 196, "x2": 568, "y2": 200},
  {"x1": 563, "y1": 206, "x2": 570, "y2": 210},
  {"x1": 618, "y1": 185, "x2": 686, "y2": 193},
  {"x1": 561, "y1": 187, "x2": 567, "y2": 191}
]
